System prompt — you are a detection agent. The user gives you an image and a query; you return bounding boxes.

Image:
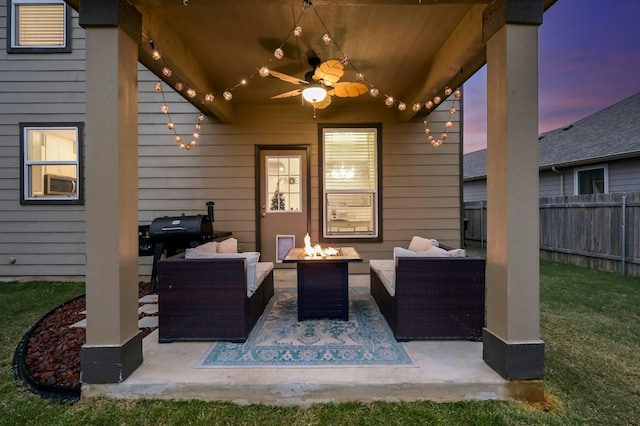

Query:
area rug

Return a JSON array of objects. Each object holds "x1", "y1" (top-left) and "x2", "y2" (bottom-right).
[{"x1": 198, "y1": 289, "x2": 413, "y2": 368}]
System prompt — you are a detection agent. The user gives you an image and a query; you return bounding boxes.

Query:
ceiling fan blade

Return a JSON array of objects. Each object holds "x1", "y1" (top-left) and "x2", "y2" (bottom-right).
[
  {"x1": 271, "y1": 89, "x2": 303, "y2": 99},
  {"x1": 269, "y1": 69, "x2": 308, "y2": 86},
  {"x1": 313, "y1": 60, "x2": 344, "y2": 85},
  {"x1": 310, "y1": 96, "x2": 332, "y2": 109},
  {"x1": 329, "y1": 82, "x2": 369, "y2": 98}
]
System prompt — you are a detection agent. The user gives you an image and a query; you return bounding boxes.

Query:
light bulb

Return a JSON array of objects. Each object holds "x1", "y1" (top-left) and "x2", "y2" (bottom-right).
[
  {"x1": 412, "y1": 103, "x2": 422, "y2": 112},
  {"x1": 445, "y1": 121, "x2": 453, "y2": 128},
  {"x1": 186, "y1": 88, "x2": 196, "y2": 98},
  {"x1": 274, "y1": 48, "x2": 283, "y2": 59},
  {"x1": 179, "y1": 142, "x2": 186, "y2": 149},
  {"x1": 450, "y1": 107, "x2": 457, "y2": 114},
  {"x1": 167, "y1": 122, "x2": 174, "y2": 130},
  {"x1": 355, "y1": 72, "x2": 364, "y2": 82},
  {"x1": 193, "y1": 132, "x2": 199, "y2": 139},
  {"x1": 397, "y1": 102, "x2": 406, "y2": 111},
  {"x1": 340, "y1": 56, "x2": 349, "y2": 65},
  {"x1": 162, "y1": 67, "x2": 172, "y2": 77},
  {"x1": 161, "y1": 105, "x2": 169, "y2": 113},
  {"x1": 433, "y1": 96, "x2": 441, "y2": 104},
  {"x1": 204, "y1": 93, "x2": 214, "y2": 103},
  {"x1": 454, "y1": 89, "x2": 462, "y2": 99},
  {"x1": 198, "y1": 115, "x2": 204, "y2": 121},
  {"x1": 369, "y1": 88, "x2": 379, "y2": 97},
  {"x1": 441, "y1": 133, "x2": 448, "y2": 140},
  {"x1": 195, "y1": 123, "x2": 201, "y2": 130},
  {"x1": 384, "y1": 96, "x2": 394, "y2": 107},
  {"x1": 175, "y1": 82, "x2": 184, "y2": 91},
  {"x1": 322, "y1": 33, "x2": 332, "y2": 45},
  {"x1": 152, "y1": 50, "x2": 161, "y2": 60},
  {"x1": 425, "y1": 101, "x2": 434, "y2": 109},
  {"x1": 424, "y1": 128, "x2": 431, "y2": 134},
  {"x1": 175, "y1": 135, "x2": 182, "y2": 142},
  {"x1": 444, "y1": 87, "x2": 452, "y2": 96},
  {"x1": 294, "y1": 26, "x2": 302, "y2": 37},
  {"x1": 223, "y1": 91, "x2": 233, "y2": 101},
  {"x1": 154, "y1": 83, "x2": 162, "y2": 92},
  {"x1": 259, "y1": 67, "x2": 270, "y2": 77}
]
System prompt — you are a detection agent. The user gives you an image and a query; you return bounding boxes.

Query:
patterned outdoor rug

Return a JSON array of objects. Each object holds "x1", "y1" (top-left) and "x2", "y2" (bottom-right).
[{"x1": 198, "y1": 289, "x2": 413, "y2": 368}]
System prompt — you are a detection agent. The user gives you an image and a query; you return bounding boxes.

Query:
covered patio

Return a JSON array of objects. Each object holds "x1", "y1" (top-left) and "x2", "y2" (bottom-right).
[
  {"x1": 82, "y1": 271, "x2": 542, "y2": 405},
  {"x1": 70, "y1": 0, "x2": 552, "y2": 400}
]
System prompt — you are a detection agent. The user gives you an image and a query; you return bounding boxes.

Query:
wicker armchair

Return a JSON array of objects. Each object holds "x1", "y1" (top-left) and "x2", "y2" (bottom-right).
[
  {"x1": 157, "y1": 253, "x2": 274, "y2": 343},
  {"x1": 370, "y1": 254, "x2": 485, "y2": 341}
]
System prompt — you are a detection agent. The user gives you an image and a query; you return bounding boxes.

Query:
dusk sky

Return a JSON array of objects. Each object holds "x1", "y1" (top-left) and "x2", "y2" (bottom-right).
[{"x1": 463, "y1": 0, "x2": 640, "y2": 153}]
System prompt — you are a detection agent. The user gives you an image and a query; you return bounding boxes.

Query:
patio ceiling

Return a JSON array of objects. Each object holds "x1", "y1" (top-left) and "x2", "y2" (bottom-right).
[{"x1": 70, "y1": 0, "x2": 556, "y2": 123}]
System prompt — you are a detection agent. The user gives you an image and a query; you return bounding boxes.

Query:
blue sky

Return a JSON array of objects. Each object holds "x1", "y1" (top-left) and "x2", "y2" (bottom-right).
[{"x1": 463, "y1": 0, "x2": 640, "y2": 153}]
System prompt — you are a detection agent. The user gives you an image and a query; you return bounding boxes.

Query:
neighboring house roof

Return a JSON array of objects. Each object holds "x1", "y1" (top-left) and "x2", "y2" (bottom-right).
[{"x1": 464, "y1": 92, "x2": 640, "y2": 180}]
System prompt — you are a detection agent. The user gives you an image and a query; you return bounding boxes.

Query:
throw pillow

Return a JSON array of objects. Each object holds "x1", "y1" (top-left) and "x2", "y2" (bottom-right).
[
  {"x1": 408, "y1": 236, "x2": 439, "y2": 251},
  {"x1": 196, "y1": 241, "x2": 218, "y2": 253},
  {"x1": 213, "y1": 252, "x2": 260, "y2": 292},
  {"x1": 217, "y1": 237, "x2": 238, "y2": 253}
]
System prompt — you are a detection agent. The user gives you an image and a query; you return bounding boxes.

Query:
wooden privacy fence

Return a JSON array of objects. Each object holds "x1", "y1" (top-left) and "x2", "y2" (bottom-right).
[{"x1": 463, "y1": 192, "x2": 640, "y2": 277}]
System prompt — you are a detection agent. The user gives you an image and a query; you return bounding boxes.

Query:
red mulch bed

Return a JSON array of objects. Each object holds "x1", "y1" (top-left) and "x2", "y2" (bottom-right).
[{"x1": 14, "y1": 282, "x2": 156, "y2": 401}]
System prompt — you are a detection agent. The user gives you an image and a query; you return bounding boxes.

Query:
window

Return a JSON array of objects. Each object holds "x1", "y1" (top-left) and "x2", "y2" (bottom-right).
[
  {"x1": 320, "y1": 125, "x2": 381, "y2": 241},
  {"x1": 20, "y1": 123, "x2": 83, "y2": 205},
  {"x1": 8, "y1": 0, "x2": 71, "y2": 52},
  {"x1": 266, "y1": 156, "x2": 301, "y2": 212},
  {"x1": 575, "y1": 165, "x2": 608, "y2": 195}
]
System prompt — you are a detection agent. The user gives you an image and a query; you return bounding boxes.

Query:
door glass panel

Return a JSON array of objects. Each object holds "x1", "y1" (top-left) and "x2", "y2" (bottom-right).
[{"x1": 266, "y1": 155, "x2": 301, "y2": 212}]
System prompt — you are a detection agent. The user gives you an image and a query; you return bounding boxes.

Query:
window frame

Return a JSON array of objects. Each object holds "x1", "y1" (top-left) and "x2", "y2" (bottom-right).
[
  {"x1": 20, "y1": 122, "x2": 84, "y2": 205},
  {"x1": 7, "y1": 0, "x2": 72, "y2": 53},
  {"x1": 319, "y1": 123, "x2": 383, "y2": 243},
  {"x1": 574, "y1": 164, "x2": 608, "y2": 195}
]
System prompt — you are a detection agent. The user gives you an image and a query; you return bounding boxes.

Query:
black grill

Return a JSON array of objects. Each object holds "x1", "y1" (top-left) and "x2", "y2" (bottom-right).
[
  {"x1": 147, "y1": 202, "x2": 217, "y2": 293},
  {"x1": 149, "y1": 214, "x2": 214, "y2": 246}
]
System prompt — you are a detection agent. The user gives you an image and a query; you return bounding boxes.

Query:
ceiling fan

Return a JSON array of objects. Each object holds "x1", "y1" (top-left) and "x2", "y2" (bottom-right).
[{"x1": 269, "y1": 57, "x2": 368, "y2": 109}]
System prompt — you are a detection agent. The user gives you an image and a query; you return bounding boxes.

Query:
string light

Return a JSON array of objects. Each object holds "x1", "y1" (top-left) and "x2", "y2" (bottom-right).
[{"x1": 153, "y1": 0, "x2": 463, "y2": 149}]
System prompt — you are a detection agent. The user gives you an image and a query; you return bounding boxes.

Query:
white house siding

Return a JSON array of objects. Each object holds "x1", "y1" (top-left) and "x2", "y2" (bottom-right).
[
  {"x1": 462, "y1": 179, "x2": 486, "y2": 202},
  {"x1": 609, "y1": 158, "x2": 640, "y2": 193},
  {"x1": 0, "y1": 8, "x2": 87, "y2": 279},
  {"x1": 0, "y1": 9, "x2": 463, "y2": 279},
  {"x1": 539, "y1": 170, "x2": 562, "y2": 197}
]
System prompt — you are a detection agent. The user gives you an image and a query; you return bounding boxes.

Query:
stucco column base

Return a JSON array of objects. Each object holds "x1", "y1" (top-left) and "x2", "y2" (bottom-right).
[
  {"x1": 81, "y1": 332, "x2": 143, "y2": 384},
  {"x1": 482, "y1": 328, "x2": 544, "y2": 380}
]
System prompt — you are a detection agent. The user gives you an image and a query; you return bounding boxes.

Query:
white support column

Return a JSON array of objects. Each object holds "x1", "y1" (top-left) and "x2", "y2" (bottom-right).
[
  {"x1": 79, "y1": 0, "x2": 143, "y2": 383},
  {"x1": 482, "y1": 0, "x2": 545, "y2": 380}
]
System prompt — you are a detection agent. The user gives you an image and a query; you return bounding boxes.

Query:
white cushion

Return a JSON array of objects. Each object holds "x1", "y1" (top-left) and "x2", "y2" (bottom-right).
[
  {"x1": 394, "y1": 246, "x2": 467, "y2": 258},
  {"x1": 254, "y1": 262, "x2": 275, "y2": 297},
  {"x1": 217, "y1": 237, "x2": 238, "y2": 253},
  {"x1": 370, "y1": 259, "x2": 396, "y2": 296},
  {"x1": 183, "y1": 249, "x2": 260, "y2": 293},
  {"x1": 407, "y1": 236, "x2": 439, "y2": 252}
]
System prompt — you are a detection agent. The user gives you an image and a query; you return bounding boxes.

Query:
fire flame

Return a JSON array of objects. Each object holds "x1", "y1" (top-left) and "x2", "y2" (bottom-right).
[{"x1": 303, "y1": 233, "x2": 338, "y2": 257}]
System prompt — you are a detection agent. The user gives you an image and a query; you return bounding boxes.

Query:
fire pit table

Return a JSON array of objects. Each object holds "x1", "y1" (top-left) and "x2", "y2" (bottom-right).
[{"x1": 283, "y1": 246, "x2": 362, "y2": 321}]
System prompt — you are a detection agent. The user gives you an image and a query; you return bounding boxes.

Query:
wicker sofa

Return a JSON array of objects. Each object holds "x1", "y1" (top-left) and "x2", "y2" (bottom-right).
[
  {"x1": 369, "y1": 246, "x2": 486, "y2": 341},
  {"x1": 157, "y1": 252, "x2": 274, "y2": 343}
]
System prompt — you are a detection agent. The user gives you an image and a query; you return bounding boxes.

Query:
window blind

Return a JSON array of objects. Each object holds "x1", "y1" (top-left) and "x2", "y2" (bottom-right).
[{"x1": 16, "y1": 4, "x2": 65, "y2": 47}]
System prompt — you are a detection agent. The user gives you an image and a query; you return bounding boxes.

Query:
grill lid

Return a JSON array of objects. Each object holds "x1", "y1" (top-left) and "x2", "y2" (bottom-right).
[{"x1": 149, "y1": 214, "x2": 213, "y2": 244}]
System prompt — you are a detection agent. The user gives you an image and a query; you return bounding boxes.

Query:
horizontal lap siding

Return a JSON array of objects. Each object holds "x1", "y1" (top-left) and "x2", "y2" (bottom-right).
[
  {"x1": 0, "y1": 10, "x2": 88, "y2": 278},
  {"x1": 0, "y1": 12, "x2": 463, "y2": 279}
]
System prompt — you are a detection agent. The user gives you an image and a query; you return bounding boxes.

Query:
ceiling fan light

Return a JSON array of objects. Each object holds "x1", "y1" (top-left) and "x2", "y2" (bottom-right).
[{"x1": 302, "y1": 85, "x2": 327, "y2": 103}]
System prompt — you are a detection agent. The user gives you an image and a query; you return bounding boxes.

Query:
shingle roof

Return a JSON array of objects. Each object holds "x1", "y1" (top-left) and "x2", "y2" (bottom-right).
[{"x1": 463, "y1": 92, "x2": 640, "y2": 180}]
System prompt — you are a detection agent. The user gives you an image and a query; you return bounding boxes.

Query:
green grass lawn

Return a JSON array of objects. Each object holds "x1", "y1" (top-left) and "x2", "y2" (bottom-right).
[{"x1": 1, "y1": 260, "x2": 639, "y2": 425}]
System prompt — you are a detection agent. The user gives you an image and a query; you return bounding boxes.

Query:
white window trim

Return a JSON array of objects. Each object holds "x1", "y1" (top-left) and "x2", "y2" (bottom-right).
[
  {"x1": 320, "y1": 125, "x2": 381, "y2": 241},
  {"x1": 573, "y1": 164, "x2": 609, "y2": 195},
  {"x1": 9, "y1": 0, "x2": 69, "y2": 51}
]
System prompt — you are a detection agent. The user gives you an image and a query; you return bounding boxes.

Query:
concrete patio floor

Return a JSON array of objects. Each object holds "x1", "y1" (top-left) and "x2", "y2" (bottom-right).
[{"x1": 81, "y1": 270, "x2": 544, "y2": 406}]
